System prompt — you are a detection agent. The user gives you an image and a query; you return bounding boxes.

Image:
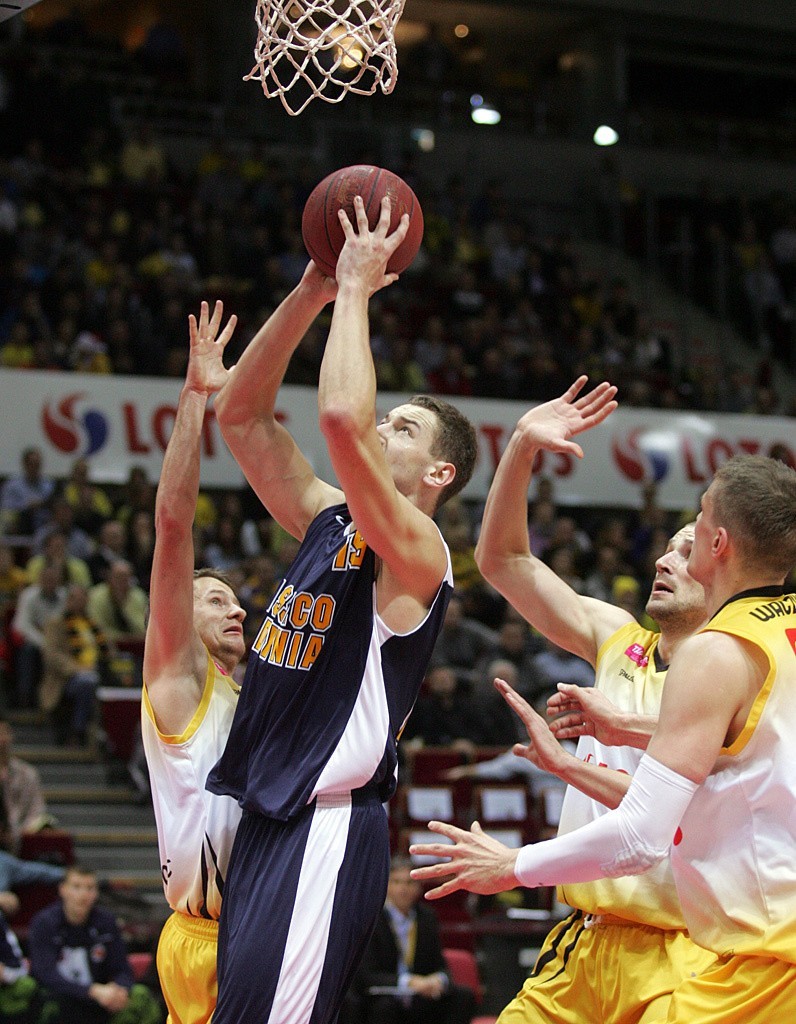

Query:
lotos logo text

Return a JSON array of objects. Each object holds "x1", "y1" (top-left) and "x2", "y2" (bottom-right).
[
  {"x1": 624, "y1": 643, "x2": 649, "y2": 668},
  {"x1": 42, "y1": 394, "x2": 109, "y2": 456},
  {"x1": 612, "y1": 428, "x2": 669, "y2": 483}
]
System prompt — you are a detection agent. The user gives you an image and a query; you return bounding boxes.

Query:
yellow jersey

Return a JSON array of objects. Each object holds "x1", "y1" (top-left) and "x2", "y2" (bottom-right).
[
  {"x1": 558, "y1": 622, "x2": 688, "y2": 929},
  {"x1": 672, "y1": 587, "x2": 796, "y2": 963}
]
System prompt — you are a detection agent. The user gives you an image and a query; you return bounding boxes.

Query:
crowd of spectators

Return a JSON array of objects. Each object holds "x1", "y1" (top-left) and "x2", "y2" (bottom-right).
[
  {"x1": 0, "y1": 31, "x2": 794, "y2": 416},
  {"x1": 0, "y1": 29, "x2": 794, "y2": 745},
  {"x1": 0, "y1": 436, "x2": 715, "y2": 755}
]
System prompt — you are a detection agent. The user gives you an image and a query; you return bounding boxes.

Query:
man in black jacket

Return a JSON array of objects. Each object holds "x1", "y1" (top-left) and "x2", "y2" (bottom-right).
[
  {"x1": 27, "y1": 864, "x2": 160, "y2": 1024},
  {"x1": 350, "y1": 855, "x2": 475, "y2": 1024}
]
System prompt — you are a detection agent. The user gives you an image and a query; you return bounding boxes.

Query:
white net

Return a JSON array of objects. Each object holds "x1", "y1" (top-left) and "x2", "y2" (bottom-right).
[{"x1": 247, "y1": 0, "x2": 407, "y2": 116}]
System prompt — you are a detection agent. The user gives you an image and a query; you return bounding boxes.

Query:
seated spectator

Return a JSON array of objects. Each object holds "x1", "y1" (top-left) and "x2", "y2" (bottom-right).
[
  {"x1": 202, "y1": 515, "x2": 247, "y2": 573},
  {"x1": 0, "y1": 448, "x2": 55, "y2": 540},
  {"x1": 28, "y1": 864, "x2": 161, "y2": 1024},
  {"x1": 0, "y1": 713, "x2": 52, "y2": 854},
  {"x1": 582, "y1": 543, "x2": 622, "y2": 602},
  {"x1": 530, "y1": 635, "x2": 595, "y2": 710},
  {"x1": 31, "y1": 498, "x2": 93, "y2": 564},
  {"x1": 119, "y1": 124, "x2": 167, "y2": 186},
  {"x1": 468, "y1": 658, "x2": 532, "y2": 746},
  {"x1": 348, "y1": 855, "x2": 475, "y2": 1024},
  {"x1": 403, "y1": 664, "x2": 486, "y2": 751},
  {"x1": 87, "y1": 562, "x2": 147, "y2": 645},
  {"x1": 25, "y1": 530, "x2": 92, "y2": 589},
  {"x1": 86, "y1": 520, "x2": 129, "y2": 586},
  {"x1": 545, "y1": 546, "x2": 585, "y2": 595},
  {"x1": 113, "y1": 469, "x2": 155, "y2": 530},
  {"x1": 62, "y1": 458, "x2": 113, "y2": 536},
  {"x1": 0, "y1": 904, "x2": 49, "y2": 1023},
  {"x1": 11, "y1": 565, "x2": 66, "y2": 710},
  {"x1": 41, "y1": 584, "x2": 116, "y2": 747},
  {"x1": 0, "y1": 848, "x2": 65, "y2": 904},
  {"x1": 444, "y1": 521, "x2": 485, "y2": 594},
  {"x1": 473, "y1": 617, "x2": 544, "y2": 704},
  {"x1": 431, "y1": 595, "x2": 498, "y2": 689},
  {"x1": 0, "y1": 544, "x2": 27, "y2": 620},
  {"x1": 238, "y1": 553, "x2": 279, "y2": 649},
  {"x1": 610, "y1": 574, "x2": 655, "y2": 631},
  {"x1": 125, "y1": 511, "x2": 155, "y2": 594}
]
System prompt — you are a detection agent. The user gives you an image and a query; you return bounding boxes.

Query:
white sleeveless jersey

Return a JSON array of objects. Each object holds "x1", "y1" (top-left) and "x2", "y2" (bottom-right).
[
  {"x1": 557, "y1": 622, "x2": 687, "y2": 929},
  {"x1": 142, "y1": 653, "x2": 242, "y2": 919},
  {"x1": 671, "y1": 588, "x2": 796, "y2": 963}
]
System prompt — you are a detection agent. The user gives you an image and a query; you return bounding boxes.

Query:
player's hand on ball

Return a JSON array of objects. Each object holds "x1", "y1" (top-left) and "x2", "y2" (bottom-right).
[
  {"x1": 409, "y1": 820, "x2": 519, "y2": 899},
  {"x1": 336, "y1": 195, "x2": 409, "y2": 294}
]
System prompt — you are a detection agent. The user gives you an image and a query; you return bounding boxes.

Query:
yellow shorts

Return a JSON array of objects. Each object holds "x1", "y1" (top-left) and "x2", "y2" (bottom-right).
[
  {"x1": 661, "y1": 953, "x2": 796, "y2": 1023},
  {"x1": 497, "y1": 911, "x2": 717, "y2": 1024},
  {"x1": 157, "y1": 911, "x2": 219, "y2": 1024}
]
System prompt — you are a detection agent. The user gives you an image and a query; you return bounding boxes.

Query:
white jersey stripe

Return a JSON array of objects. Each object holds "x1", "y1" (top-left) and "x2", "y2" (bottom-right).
[{"x1": 268, "y1": 796, "x2": 352, "y2": 1024}]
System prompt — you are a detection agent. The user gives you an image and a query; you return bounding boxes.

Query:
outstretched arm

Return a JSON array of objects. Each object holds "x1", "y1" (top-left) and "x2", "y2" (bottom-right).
[
  {"x1": 494, "y1": 678, "x2": 633, "y2": 809},
  {"x1": 474, "y1": 379, "x2": 625, "y2": 665},
  {"x1": 318, "y1": 196, "x2": 448, "y2": 605},
  {"x1": 409, "y1": 631, "x2": 761, "y2": 899},
  {"x1": 214, "y1": 263, "x2": 342, "y2": 540},
  {"x1": 144, "y1": 302, "x2": 235, "y2": 735}
]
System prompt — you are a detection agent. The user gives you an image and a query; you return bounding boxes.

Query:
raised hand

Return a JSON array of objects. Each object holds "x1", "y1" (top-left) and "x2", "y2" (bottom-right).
[
  {"x1": 335, "y1": 195, "x2": 409, "y2": 295},
  {"x1": 493, "y1": 677, "x2": 572, "y2": 775},
  {"x1": 186, "y1": 300, "x2": 237, "y2": 397},
  {"x1": 409, "y1": 820, "x2": 519, "y2": 899},
  {"x1": 514, "y1": 376, "x2": 618, "y2": 459}
]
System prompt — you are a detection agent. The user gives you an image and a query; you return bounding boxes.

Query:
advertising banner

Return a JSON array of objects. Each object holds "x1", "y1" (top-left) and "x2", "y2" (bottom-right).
[{"x1": 0, "y1": 370, "x2": 792, "y2": 510}]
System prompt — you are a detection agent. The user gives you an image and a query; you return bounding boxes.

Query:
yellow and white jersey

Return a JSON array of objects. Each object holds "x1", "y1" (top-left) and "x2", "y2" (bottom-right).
[
  {"x1": 142, "y1": 652, "x2": 242, "y2": 920},
  {"x1": 558, "y1": 622, "x2": 687, "y2": 929},
  {"x1": 672, "y1": 587, "x2": 796, "y2": 963}
]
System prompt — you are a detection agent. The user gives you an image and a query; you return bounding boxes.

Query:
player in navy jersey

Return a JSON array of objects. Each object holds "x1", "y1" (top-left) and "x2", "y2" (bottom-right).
[{"x1": 206, "y1": 195, "x2": 478, "y2": 1024}]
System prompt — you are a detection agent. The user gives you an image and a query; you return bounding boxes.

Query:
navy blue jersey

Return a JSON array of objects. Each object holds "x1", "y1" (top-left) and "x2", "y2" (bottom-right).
[{"x1": 207, "y1": 503, "x2": 452, "y2": 820}]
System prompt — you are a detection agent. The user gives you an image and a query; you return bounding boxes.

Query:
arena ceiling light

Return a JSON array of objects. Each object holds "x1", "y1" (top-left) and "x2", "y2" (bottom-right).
[
  {"x1": 594, "y1": 124, "x2": 619, "y2": 146},
  {"x1": 470, "y1": 94, "x2": 501, "y2": 125}
]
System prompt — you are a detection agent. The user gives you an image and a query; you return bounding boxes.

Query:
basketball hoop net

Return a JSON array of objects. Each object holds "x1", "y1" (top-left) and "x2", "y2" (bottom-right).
[{"x1": 247, "y1": 0, "x2": 407, "y2": 116}]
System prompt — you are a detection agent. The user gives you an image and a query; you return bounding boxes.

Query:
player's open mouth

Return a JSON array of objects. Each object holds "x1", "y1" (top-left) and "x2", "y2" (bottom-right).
[{"x1": 652, "y1": 580, "x2": 673, "y2": 594}]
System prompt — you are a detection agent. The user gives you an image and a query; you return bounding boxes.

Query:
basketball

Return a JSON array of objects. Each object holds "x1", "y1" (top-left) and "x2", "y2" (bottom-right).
[{"x1": 301, "y1": 165, "x2": 424, "y2": 278}]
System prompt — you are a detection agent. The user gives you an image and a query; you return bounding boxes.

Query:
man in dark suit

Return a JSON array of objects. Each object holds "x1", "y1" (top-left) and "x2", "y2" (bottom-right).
[{"x1": 349, "y1": 855, "x2": 476, "y2": 1024}]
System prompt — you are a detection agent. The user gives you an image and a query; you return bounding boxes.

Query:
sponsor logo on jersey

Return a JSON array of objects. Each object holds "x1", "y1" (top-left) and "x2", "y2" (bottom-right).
[
  {"x1": 251, "y1": 581, "x2": 337, "y2": 670},
  {"x1": 624, "y1": 642, "x2": 649, "y2": 667}
]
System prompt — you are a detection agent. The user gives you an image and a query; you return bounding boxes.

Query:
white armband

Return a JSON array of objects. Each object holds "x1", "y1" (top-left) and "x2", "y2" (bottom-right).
[{"x1": 514, "y1": 754, "x2": 698, "y2": 888}]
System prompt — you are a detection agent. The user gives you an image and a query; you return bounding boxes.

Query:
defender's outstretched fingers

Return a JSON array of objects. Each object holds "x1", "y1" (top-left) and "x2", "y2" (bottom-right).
[{"x1": 561, "y1": 375, "x2": 589, "y2": 403}]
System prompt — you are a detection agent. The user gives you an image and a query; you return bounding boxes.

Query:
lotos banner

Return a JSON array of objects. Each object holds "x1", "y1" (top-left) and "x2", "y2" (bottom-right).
[{"x1": 0, "y1": 369, "x2": 793, "y2": 510}]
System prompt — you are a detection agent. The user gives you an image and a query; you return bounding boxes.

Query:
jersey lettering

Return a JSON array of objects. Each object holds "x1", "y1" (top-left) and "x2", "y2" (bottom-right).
[
  {"x1": 749, "y1": 594, "x2": 796, "y2": 621},
  {"x1": 253, "y1": 584, "x2": 337, "y2": 670}
]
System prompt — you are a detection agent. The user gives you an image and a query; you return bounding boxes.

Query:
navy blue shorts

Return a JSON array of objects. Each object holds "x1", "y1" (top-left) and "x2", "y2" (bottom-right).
[{"x1": 215, "y1": 789, "x2": 389, "y2": 1024}]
